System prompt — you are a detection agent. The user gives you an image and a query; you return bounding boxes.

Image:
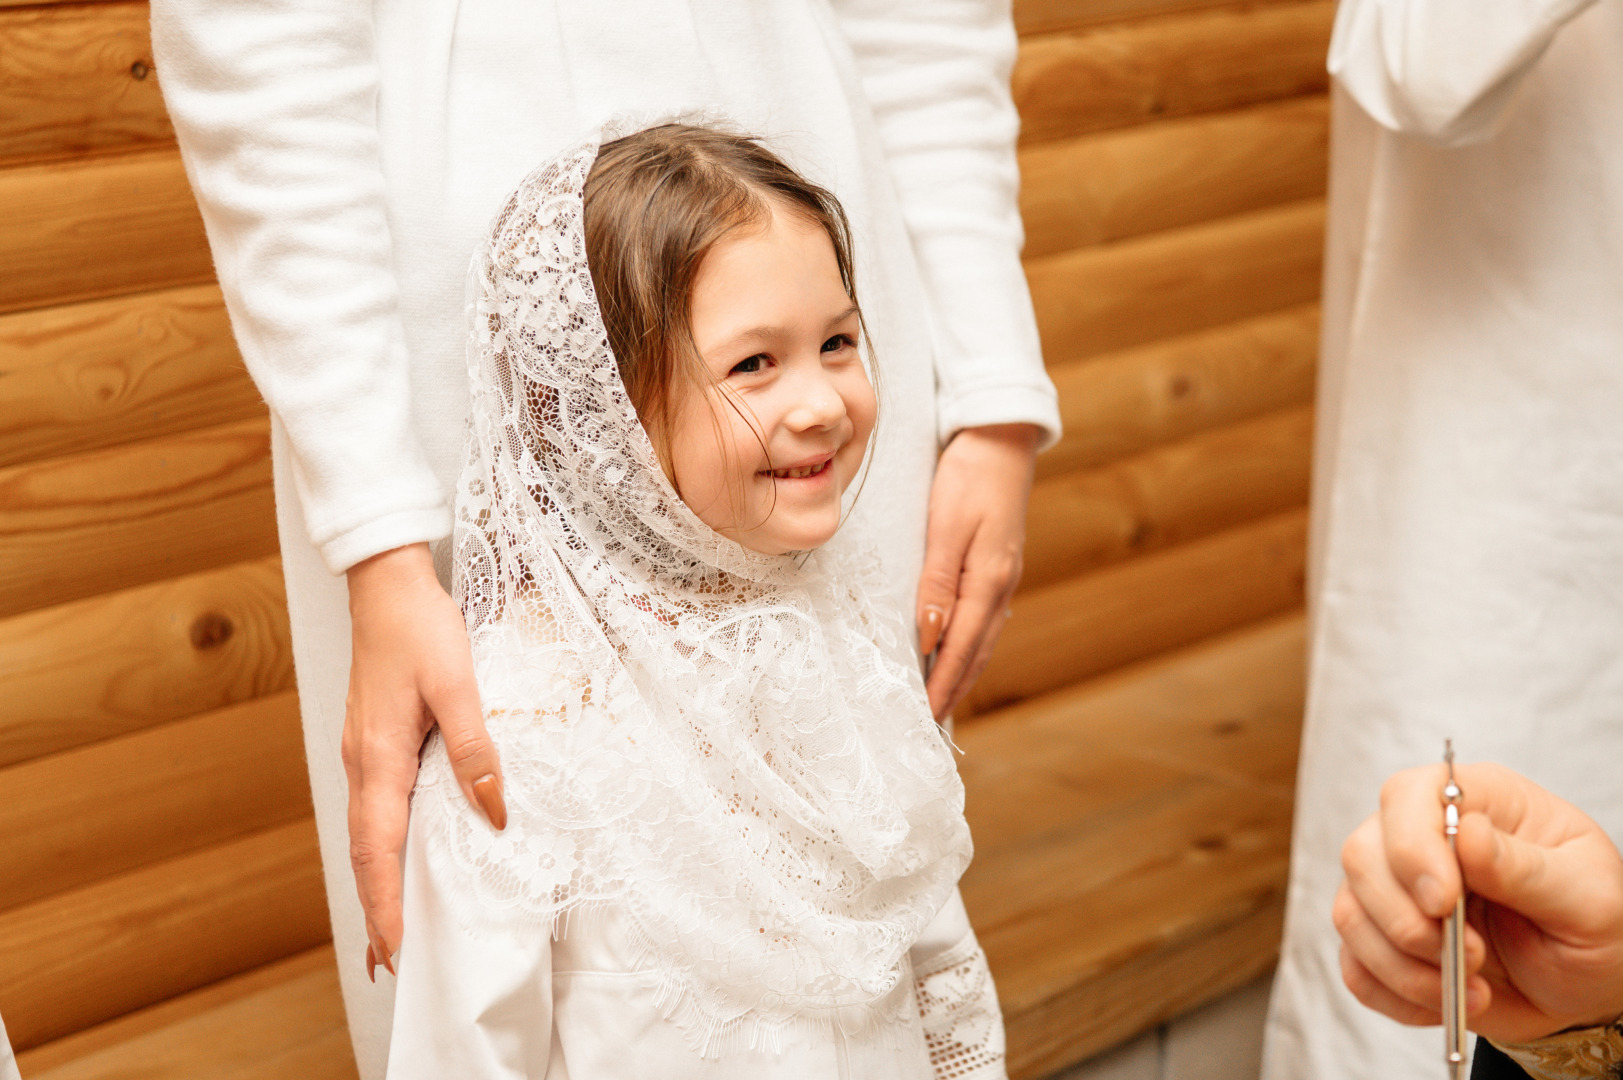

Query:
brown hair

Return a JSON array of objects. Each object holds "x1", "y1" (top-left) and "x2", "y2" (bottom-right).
[{"x1": 582, "y1": 123, "x2": 865, "y2": 471}]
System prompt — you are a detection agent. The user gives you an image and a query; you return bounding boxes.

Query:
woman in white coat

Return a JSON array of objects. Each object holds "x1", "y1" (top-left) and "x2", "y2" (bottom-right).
[
  {"x1": 1263, "y1": 2, "x2": 1623, "y2": 1077},
  {"x1": 148, "y1": 2, "x2": 1059, "y2": 1077}
]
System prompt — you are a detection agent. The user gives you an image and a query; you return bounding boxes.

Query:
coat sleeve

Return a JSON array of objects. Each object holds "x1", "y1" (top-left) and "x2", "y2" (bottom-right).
[
  {"x1": 910, "y1": 888, "x2": 1009, "y2": 1080},
  {"x1": 829, "y1": 0, "x2": 1060, "y2": 450},
  {"x1": 1329, "y1": 0, "x2": 1599, "y2": 145},
  {"x1": 149, "y1": 0, "x2": 451, "y2": 574}
]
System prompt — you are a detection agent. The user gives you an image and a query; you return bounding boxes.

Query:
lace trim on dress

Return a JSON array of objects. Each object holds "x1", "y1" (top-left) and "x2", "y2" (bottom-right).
[
  {"x1": 417, "y1": 117, "x2": 975, "y2": 1057},
  {"x1": 915, "y1": 935, "x2": 1009, "y2": 1080}
]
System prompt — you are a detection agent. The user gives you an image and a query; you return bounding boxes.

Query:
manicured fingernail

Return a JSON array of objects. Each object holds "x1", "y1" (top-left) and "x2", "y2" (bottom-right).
[
  {"x1": 366, "y1": 943, "x2": 377, "y2": 983},
  {"x1": 474, "y1": 774, "x2": 508, "y2": 831},
  {"x1": 382, "y1": 946, "x2": 396, "y2": 976},
  {"x1": 921, "y1": 606, "x2": 945, "y2": 654},
  {"x1": 1415, "y1": 874, "x2": 1447, "y2": 916}
]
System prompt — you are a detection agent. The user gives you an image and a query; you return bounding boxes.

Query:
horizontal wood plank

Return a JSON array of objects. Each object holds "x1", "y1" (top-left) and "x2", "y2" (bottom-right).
[
  {"x1": 1014, "y1": 0, "x2": 1333, "y2": 144},
  {"x1": 1008, "y1": 893, "x2": 1283, "y2": 1076},
  {"x1": 0, "y1": 148, "x2": 212, "y2": 315},
  {"x1": 959, "y1": 613, "x2": 1305, "y2": 1074},
  {"x1": 1028, "y1": 198, "x2": 1325, "y2": 368},
  {"x1": 0, "y1": 416, "x2": 278, "y2": 618},
  {"x1": 0, "y1": 818, "x2": 330, "y2": 1052},
  {"x1": 1039, "y1": 303, "x2": 1319, "y2": 479},
  {"x1": 0, "y1": 1, "x2": 172, "y2": 165},
  {"x1": 968, "y1": 508, "x2": 1307, "y2": 714},
  {"x1": 0, "y1": 555, "x2": 292, "y2": 768},
  {"x1": 0, "y1": 284, "x2": 260, "y2": 468},
  {"x1": 0, "y1": 691, "x2": 310, "y2": 913},
  {"x1": 1021, "y1": 95, "x2": 1328, "y2": 260},
  {"x1": 19, "y1": 946, "x2": 357, "y2": 1080},
  {"x1": 1023, "y1": 404, "x2": 1312, "y2": 592},
  {"x1": 1016, "y1": 0, "x2": 1288, "y2": 36}
]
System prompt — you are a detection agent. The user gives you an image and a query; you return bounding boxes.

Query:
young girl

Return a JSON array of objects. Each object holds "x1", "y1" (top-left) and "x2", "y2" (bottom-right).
[{"x1": 384, "y1": 121, "x2": 1006, "y2": 1079}]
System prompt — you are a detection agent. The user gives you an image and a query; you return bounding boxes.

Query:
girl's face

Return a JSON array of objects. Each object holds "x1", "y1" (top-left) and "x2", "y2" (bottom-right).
[{"x1": 669, "y1": 202, "x2": 876, "y2": 555}]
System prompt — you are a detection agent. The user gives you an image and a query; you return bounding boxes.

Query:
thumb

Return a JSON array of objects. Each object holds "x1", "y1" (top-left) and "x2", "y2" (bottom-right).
[
  {"x1": 424, "y1": 674, "x2": 506, "y2": 831},
  {"x1": 1457, "y1": 812, "x2": 1575, "y2": 931},
  {"x1": 917, "y1": 524, "x2": 969, "y2": 659}
]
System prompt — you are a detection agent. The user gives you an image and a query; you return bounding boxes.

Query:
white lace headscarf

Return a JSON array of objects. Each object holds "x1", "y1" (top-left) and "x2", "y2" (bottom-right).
[{"x1": 410, "y1": 120, "x2": 973, "y2": 1054}]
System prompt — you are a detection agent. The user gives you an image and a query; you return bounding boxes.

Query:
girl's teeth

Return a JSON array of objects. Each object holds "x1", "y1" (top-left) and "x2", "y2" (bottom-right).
[{"x1": 771, "y1": 461, "x2": 826, "y2": 479}]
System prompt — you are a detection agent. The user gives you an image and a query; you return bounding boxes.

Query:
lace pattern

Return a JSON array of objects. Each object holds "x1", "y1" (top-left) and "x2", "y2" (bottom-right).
[
  {"x1": 414, "y1": 120, "x2": 974, "y2": 1057},
  {"x1": 915, "y1": 936, "x2": 1009, "y2": 1080}
]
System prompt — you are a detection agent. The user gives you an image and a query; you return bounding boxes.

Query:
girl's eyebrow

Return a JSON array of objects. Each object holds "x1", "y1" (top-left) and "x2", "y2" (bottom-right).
[{"x1": 708, "y1": 306, "x2": 861, "y2": 356}]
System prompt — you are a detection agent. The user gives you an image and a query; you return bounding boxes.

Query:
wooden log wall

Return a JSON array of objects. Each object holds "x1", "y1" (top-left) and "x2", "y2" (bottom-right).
[{"x1": 0, "y1": 1, "x2": 1330, "y2": 1076}]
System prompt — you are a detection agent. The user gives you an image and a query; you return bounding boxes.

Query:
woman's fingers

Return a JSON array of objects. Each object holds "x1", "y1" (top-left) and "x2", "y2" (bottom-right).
[
  {"x1": 424, "y1": 667, "x2": 506, "y2": 831},
  {"x1": 917, "y1": 424, "x2": 1038, "y2": 719},
  {"x1": 929, "y1": 576, "x2": 1001, "y2": 718},
  {"x1": 916, "y1": 509, "x2": 968, "y2": 670},
  {"x1": 345, "y1": 738, "x2": 417, "y2": 957}
]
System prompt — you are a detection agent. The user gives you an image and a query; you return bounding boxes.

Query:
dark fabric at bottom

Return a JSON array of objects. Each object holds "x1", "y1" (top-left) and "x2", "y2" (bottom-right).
[{"x1": 1473, "y1": 1037, "x2": 1534, "y2": 1079}]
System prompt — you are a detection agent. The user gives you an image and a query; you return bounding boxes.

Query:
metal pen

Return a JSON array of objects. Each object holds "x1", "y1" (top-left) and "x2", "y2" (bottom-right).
[{"x1": 1442, "y1": 739, "x2": 1468, "y2": 1079}]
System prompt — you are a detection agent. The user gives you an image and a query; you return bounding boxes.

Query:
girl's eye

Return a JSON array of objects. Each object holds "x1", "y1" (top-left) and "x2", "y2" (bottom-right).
[
  {"x1": 731, "y1": 354, "x2": 768, "y2": 375},
  {"x1": 821, "y1": 334, "x2": 855, "y2": 354}
]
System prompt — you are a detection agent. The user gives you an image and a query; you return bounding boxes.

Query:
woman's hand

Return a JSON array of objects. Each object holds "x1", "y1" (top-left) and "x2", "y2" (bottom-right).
[
  {"x1": 342, "y1": 542, "x2": 505, "y2": 979},
  {"x1": 916, "y1": 423, "x2": 1040, "y2": 720},
  {"x1": 1335, "y1": 762, "x2": 1623, "y2": 1043}
]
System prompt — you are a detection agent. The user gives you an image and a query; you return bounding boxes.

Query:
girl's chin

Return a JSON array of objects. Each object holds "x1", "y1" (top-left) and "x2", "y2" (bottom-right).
[{"x1": 735, "y1": 510, "x2": 843, "y2": 555}]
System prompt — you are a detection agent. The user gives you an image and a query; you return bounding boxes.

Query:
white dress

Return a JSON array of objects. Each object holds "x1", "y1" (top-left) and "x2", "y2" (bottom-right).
[
  {"x1": 1263, "y1": 2, "x2": 1623, "y2": 1078},
  {"x1": 147, "y1": 4, "x2": 1060, "y2": 1076},
  {"x1": 390, "y1": 821, "x2": 1002, "y2": 1080}
]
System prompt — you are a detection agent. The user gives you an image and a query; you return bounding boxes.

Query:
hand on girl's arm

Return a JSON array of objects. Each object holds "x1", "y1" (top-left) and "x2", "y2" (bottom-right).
[
  {"x1": 916, "y1": 423, "x2": 1039, "y2": 720},
  {"x1": 343, "y1": 542, "x2": 505, "y2": 975},
  {"x1": 1334, "y1": 762, "x2": 1623, "y2": 1044}
]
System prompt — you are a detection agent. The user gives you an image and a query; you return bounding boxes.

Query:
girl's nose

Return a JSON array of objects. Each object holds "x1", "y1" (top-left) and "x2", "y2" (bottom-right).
[{"x1": 783, "y1": 364, "x2": 847, "y2": 432}]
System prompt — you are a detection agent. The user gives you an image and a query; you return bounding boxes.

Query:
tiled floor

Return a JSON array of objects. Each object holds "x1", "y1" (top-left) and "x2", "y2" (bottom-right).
[{"x1": 1051, "y1": 976, "x2": 1273, "y2": 1080}]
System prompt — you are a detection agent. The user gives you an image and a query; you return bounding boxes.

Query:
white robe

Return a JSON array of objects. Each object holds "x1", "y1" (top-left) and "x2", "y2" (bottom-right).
[
  {"x1": 148, "y1": 3, "x2": 1058, "y2": 1077},
  {"x1": 1264, "y1": 2, "x2": 1623, "y2": 1077}
]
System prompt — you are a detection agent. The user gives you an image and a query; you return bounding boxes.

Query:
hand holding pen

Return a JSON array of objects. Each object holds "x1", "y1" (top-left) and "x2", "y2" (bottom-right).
[{"x1": 1333, "y1": 759, "x2": 1623, "y2": 1046}]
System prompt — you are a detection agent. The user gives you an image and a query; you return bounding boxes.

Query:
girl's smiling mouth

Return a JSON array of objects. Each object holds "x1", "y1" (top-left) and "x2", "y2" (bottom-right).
[{"x1": 763, "y1": 454, "x2": 834, "y2": 480}]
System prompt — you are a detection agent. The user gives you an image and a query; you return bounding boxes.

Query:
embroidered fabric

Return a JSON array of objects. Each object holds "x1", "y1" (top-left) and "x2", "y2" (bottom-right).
[
  {"x1": 1494, "y1": 1021, "x2": 1623, "y2": 1080},
  {"x1": 915, "y1": 936, "x2": 1009, "y2": 1080},
  {"x1": 410, "y1": 120, "x2": 974, "y2": 1057}
]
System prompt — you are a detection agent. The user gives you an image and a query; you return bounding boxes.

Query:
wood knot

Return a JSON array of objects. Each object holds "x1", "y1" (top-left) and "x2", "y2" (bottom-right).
[
  {"x1": 1193, "y1": 834, "x2": 1227, "y2": 853},
  {"x1": 130, "y1": 60, "x2": 151, "y2": 81},
  {"x1": 190, "y1": 612, "x2": 235, "y2": 650},
  {"x1": 1212, "y1": 719, "x2": 1243, "y2": 737},
  {"x1": 1168, "y1": 374, "x2": 1193, "y2": 399}
]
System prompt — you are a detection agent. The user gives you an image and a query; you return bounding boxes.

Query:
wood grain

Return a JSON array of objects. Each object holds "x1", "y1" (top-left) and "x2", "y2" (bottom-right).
[
  {"x1": 19, "y1": 946, "x2": 357, "y2": 1080},
  {"x1": 1020, "y1": 95, "x2": 1328, "y2": 259},
  {"x1": 0, "y1": 284, "x2": 260, "y2": 468},
  {"x1": 0, "y1": 416, "x2": 278, "y2": 618},
  {"x1": 0, "y1": 555, "x2": 292, "y2": 768},
  {"x1": 0, "y1": 2, "x2": 172, "y2": 165},
  {"x1": 0, "y1": 148, "x2": 212, "y2": 315},
  {"x1": 1014, "y1": 0, "x2": 1334, "y2": 144},
  {"x1": 1022, "y1": 404, "x2": 1312, "y2": 592},
  {"x1": 967, "y1": 508, "x2": 1307, "y2": 714},
  {"x1": 1027, "y1": 198, "x2": 1325, "y2": 367},
  {"x1": 0, "y1": 818, "x2": 330, "y2": 1052},
  {"x1": 0, "y1": 691, "x2": 310, "y2": 913},
  {"x1": 1039, "y1": 302, "x2": 1319, "y2": 479},
  {"x1": 958, "y1": 613, "x2": 1305, "y2": 1074},
  {"x1": 1015, "y1": 0, "x2": 1297, "y2": 36}
]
